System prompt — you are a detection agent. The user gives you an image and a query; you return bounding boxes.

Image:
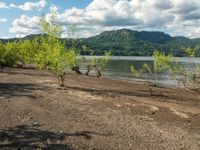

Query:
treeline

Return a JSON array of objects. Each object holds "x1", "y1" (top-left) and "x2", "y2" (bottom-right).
[
  {"x1": 78, "y1": 29, "x2": 200, "y2": 56},
  {"x1": 2, "y1": 29, "x2": 200, "y2": 57}
]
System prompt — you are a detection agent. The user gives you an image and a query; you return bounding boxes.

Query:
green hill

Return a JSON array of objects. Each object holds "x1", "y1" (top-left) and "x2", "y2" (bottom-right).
[
  {"x1": 80, "y1": 29, "x2": 200, "y2": 56},
  {"x1": 1, "y1": 29, "x2": 200, "y2": 56}
]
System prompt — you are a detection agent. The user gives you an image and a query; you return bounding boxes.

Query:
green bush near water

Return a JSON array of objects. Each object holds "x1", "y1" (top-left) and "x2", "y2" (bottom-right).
[{"x1": 0, "y1": 11, "x2": 111, "y2": 87}]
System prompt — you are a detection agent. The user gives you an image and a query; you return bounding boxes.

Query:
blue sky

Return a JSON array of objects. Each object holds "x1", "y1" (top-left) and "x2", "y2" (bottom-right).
[
  {"x1": 0, "y1": 0, "x2": 92, "y2": 38},
  {"x1": 0, "y1": 0, "x2": 200, "y2": 39}
]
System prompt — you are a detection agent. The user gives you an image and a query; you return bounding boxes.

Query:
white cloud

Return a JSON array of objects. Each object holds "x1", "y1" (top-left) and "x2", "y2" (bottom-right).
[
  {"x1": 9, "y1": 15, "x2": 40, "y2": 38},
  {"x1": 9, "y1": 0, "x2": 200, "y2": 38},
  {"x1": 50, "y1": 4, "x2": 58, "y2": 13},
  {"x1": 0, "y1": 1, "x2": 9, "y2": 9},
  {"x1": 10, "y1": 0, "x2": 47, "y2": 11},
  {"x1": 0, "y1": 18, "x2": 7, "y2": 23}
]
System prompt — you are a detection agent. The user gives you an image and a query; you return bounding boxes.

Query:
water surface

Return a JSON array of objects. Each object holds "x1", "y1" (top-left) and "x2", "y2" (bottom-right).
[{"x1": 80, "y1": 56, "x2": 200, "y2": 86}]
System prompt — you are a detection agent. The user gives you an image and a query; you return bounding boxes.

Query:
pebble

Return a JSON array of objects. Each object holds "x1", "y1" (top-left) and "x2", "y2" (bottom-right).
[
  {"x1": 33, "y1": 121, "x2": 38, "y2": 126},
  {"x1": 47, "y1": 138, "x2": 50, "y2": 144}
]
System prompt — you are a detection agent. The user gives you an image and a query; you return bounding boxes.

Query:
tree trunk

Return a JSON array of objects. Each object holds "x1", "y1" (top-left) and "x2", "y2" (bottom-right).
[
  {"x1": 86, "y1": 65, "x2": 91, "y2": 76},
  {"x1": 56, "y1": 74, "x2": 65, "y2": 87},
  {"x1": 72, "y1": 66, "x2": 82, "y2": 74},
  {"x1": 96, "y1": 69, "x2": 101, "y2": 77}
]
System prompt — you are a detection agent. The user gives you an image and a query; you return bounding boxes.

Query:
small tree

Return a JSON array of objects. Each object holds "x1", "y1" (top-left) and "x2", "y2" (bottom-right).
[
  {"x1": 140, "y1": 45, "x2": 200, "y2": 95},
  {"x1": 0, "y1": 41, "x2": 5, "y2": 68},
  {"x1": 178, "y1": 45, "x2": 200, "y2": 93},
  {"x1": 18, "y1": 38, "x2": 40, "y2": 67},
  {"x1": 84, "y1": 47, "x2": 111, "y2": 77},
  {"x1": 2, "y1": 41, "x2": 20, "y2": 67},
  {"x1": 35, "y1": 11, "x2": 78, "y2": 87},
  {"x1": 131, "y1": 50, "x2": 177, "y2": 95}
]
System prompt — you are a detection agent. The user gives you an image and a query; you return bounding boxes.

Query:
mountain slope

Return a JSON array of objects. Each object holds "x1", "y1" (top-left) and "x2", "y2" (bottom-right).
[
  {"x1": 1, "y1": 29, "x2": 200, "y2": 56},
  {"x1": 80, "y1": 29, "x2": 200, "y2": 56}
]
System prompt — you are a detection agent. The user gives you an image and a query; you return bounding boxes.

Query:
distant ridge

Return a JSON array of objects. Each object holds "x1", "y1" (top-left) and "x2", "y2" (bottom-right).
[{"x1": 1, "y1": 29, "x2": 200, "y2": 56}]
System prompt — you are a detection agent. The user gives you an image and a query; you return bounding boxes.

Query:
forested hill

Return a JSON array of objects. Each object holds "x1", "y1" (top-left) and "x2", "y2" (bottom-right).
[
  {"x1": 1, "y1": 29, "x2": 200, "y2": 56},
  {"x1": 80, "y1": 29, "x2": 200, "y2": 56}
]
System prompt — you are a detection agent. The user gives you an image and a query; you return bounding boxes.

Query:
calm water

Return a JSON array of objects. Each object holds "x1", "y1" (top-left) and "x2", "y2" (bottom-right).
[{"x1": 80, "y1": 56, "x2": 200, "y2": 86}]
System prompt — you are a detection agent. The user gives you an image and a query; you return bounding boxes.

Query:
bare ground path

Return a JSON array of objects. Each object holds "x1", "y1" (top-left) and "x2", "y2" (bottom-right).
[{"x1": 0, "y1": 68, "x2": 199, "y2": 150}]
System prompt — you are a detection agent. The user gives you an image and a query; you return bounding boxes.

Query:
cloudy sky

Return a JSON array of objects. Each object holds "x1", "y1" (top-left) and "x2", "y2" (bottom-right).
[{"x1": 0, "y1": 0, "x2": 200, "y2": 39}]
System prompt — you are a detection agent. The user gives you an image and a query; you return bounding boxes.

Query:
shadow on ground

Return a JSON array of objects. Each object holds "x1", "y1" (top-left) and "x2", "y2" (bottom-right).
[
  {"x1": 0, "y1": 125, "x2": 112, "y2": 150},
  {"x1": 0, "y1": 83, "x2": 52, "y2": 100},
  {"x1": 0, "y1": 68, "x2": 52, "y2": 77}
]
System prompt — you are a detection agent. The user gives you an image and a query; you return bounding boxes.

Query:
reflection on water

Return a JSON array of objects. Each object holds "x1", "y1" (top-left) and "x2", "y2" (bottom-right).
[{"x1": 80, "y1": 56, "x2": 200, "y2": 86}]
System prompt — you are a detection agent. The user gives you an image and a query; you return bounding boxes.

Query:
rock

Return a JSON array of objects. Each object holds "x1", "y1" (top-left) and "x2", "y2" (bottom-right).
[
  {"x1": 33, "y1": 121, "x2": 38, "y2": 126},
  {"x1": 47, "y1": 138, "x2": 51, "y2": 144}
]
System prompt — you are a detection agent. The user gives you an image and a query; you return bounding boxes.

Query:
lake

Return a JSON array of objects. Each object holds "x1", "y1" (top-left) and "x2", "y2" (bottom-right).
[{"x1": 80, "y1": 56, "x2": 200, "y2": 87}]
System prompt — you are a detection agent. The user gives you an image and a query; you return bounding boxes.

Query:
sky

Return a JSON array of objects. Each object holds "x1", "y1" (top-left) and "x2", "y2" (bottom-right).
[{"x1": 0, "y1": 0, "x2": 200, "y2": 39}]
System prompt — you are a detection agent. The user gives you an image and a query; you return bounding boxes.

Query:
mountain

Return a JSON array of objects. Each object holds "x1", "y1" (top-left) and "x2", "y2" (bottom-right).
[
  {"x1": 80, "y1": 29, "x2": 200, "y2": 56},
  {"x1": 192, "y1": 38, "x2": 200, "y2": 43},
  {"x1": 1, "y1": 29, "x2": 200, "y2": 56}
]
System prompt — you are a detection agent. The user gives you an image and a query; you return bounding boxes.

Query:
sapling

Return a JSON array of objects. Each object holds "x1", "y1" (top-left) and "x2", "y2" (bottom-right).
[
  {"x1": 178, "y1": 45, "x2": 200, "y2": 93},
  {"x1": 84, "y1": 48, "x2": 111, "y2": 77},
  {"x1": 35, "y1": 10, "x2": 78, "y2": 87},
  {"x1": 131, "y1": 50, "x2": 177, "y2": 95}
]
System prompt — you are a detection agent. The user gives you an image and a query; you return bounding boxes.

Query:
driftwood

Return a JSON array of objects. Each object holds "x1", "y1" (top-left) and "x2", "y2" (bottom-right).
[
  {"x1": 71, "y1": 66, "x2": 82, "y2": 74},
  {"x1": 86, "y1": 64, "x2": 101, "y2": 77}
]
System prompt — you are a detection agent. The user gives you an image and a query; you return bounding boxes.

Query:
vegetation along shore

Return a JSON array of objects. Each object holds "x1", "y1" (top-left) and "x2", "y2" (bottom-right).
[{"x1": 0, "y1": 6, "x2": 200, "y2": 150}]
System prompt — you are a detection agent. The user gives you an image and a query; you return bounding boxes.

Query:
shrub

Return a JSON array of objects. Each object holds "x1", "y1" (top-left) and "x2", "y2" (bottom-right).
[{"x1": 36, "y1": 11, "x2": 78, "y2": 87}]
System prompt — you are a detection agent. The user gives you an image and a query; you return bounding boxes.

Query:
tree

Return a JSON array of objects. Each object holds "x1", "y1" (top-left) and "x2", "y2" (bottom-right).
[
  {"x1": 178, "y1": 45, "x2": 200, "y2": 93},
  {"x1": 1, "y1": 41, "x2": 20, "y2": 67},
  {"x1": 0, "y1": 41, "x2": 5, "y2": 68},
  {"x1": 17, "y1": 38, "x2": 40, "y2": 67},
  {"x1": 131, "y1": 50, "x2": 177, "y2": 95},
  {"x1": 83, "y1": 46, "x2": 111, "y2": 77},
  {"x1": 36, "y1": 11, "x2": 78, "y2": 87}
]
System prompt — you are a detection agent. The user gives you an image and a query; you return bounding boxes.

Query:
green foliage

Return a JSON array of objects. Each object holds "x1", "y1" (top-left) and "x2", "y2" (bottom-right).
[
  {"x1": 131, "y1": 45, "x2": 200, "y2": 94},
  {"x1": 0, "y1": 41, "x2": 5, "y2": 65},
  {"x1": 78, "y1": 29, "x2": 200, "y2": 56},
  {"x1": 2, "y1": 29, "x2": 200, "y2": 57},
  {"x1": 183, "y1": 44, "x2": 200, "y2": 57},
  {"x1": 131, "y1": 65, "x2": 143, "y2": 78},
  {"x1": 153, "y1": 51, "x2": 174, "y2": 72},
  {"x1": 18, "y1": 38, "x2": 41, "y2": 66},
  {"x1": 90, "y1": 50, "x2": 111, "y2": 69},
  {"x1": 84, "y1": 48, "x2": 111, "y2": 77},
  {"x1": 0, "y1": 41, "x2": 20, "y2": 67},
  {"x1": 177, "y1": 45, "x2": 200, "y2": 92},
  {"x1": 37, "y1": 11, "x2": 78, "y2": 87},
  {"x1": 131, "y1": 50, "x2": 178, "y2": 83},
  {"x1": 131, "y1": 50, "x2": 181, "y2": 95},
  {"x1": 40, "y1": 12, "x2": 63, "y2": 38},
  {"x1": 0, "y1": 10, "x2": 78, "y2": 87}
]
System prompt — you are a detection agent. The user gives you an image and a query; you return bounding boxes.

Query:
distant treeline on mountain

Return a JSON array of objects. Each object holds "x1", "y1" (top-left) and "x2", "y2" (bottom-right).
[{"x1": 1, "y1": 29, "x2": 200, "y2": 56}]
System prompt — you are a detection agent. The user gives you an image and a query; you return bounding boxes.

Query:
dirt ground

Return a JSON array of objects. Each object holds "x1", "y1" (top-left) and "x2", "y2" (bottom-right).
[{"x1": 0, "y1": 68, "x2": 199, "y2": 150}]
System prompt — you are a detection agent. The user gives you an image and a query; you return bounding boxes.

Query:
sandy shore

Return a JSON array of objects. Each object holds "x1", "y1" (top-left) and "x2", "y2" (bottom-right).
[{"x1": 0, "y1": 68, "x2": 199, "y2": 150}]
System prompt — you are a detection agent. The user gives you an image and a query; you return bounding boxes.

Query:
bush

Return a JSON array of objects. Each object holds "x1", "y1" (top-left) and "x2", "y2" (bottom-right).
[{"x1": 36, "y1": 11, "x2": 78, "y2": 87}]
